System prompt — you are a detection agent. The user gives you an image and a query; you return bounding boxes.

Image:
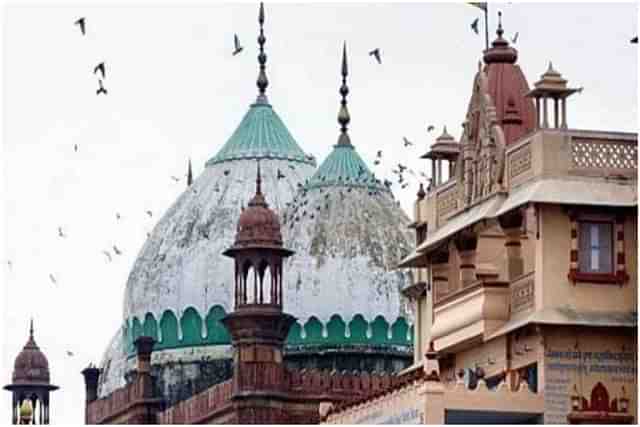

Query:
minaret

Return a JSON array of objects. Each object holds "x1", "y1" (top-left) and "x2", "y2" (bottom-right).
[
  {"x1": 221, "y1": 161, "x2": 296, "y2": 423},
  {"x1": 4, "y1": 320, "x2": 59, "y2": 424}
]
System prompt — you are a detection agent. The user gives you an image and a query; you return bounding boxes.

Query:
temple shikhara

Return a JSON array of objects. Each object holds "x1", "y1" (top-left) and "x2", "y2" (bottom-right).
[{"x1": 4, "y1": 3, "x2": 637, "y2": 425}]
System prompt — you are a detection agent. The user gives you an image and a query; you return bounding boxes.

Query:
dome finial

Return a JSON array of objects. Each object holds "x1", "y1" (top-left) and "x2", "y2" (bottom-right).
[
  {"x1": 256, "y1": 2, "x2": 269, "y2": 101},
  {"x1": 337, "y1": 42, "x2": 352, "y2": 146},
  {"x1": 256, "y1": 160, "x2": 262, "y2": 196},
  {"x1": 496, "y1": 10, "x2": 503, "y2": 38}
]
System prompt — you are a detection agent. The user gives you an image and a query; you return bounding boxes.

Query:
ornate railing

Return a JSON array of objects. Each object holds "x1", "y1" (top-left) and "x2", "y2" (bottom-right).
[
  {"x1": 571, "y1": 138, "x2": 637, "y2": 172},
  {"x1": 436, "y1": 181, "x2": 459, "y2": 225},
  {"x1": 507, "y1": 141, "x2": 533, "y2": 186}
]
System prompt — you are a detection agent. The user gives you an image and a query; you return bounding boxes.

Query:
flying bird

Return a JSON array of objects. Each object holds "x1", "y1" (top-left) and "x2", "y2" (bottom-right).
[
  {"x1": 401, "y1": 183, "x2": 409, "y2": 189},
  {"x1": 93, "y1": 62, "x2": 106, "y2": 79},
  {"x1": 277, "y1": 169, "x2": 285, "y2": 180},
  {"x1": 113, "y1": 245, "x2": 122, "y2": 255},
  {"x1": 376, "y1": 150, "x2": 382, "y2": 158},
  {"x1": 224, "y1": 170, "x2": 230, "y2": 176},
  {"x1": 74, "y1": 17, "x2": 86, "y2": 35},
  {"x1": 369, "y1": 48, "x2": 381, "y2": 64},
  {"x1": 632, "y1": 36, "x2": 638, "y2": 44},
  {"x1": 171, "y1": 176, "x2": 180, "y2": 182},
  {"x1": 471, "y1": 18, "x2": 479, "y2": 35},
  {"x1": 511, "y1": 32, "x2": 519, "y2": 44},
  {"x1": 102, "y1": 250, "x2": 112, "y2": 263},
  {"x1": 96, "y1": 79, "x2": 107, "y2": 95},
  {"x1": 7, "y1": 260, "x2": 12, "y2": 270},
  {"x1": 146, "y1": 210, "x2": 153, "y2": 217},
  {"x1": 74, "y1": 144, "x2": 78, "y2": 152},
  {"x1": 66, "y1": 351, "x2": 74, "y2": 357},
  {"x1": 373, "y1": 159, "x2": 380, "y2": 166},
  {"x1": 427, "y1": 125, "x2": 435, "y2": 132},
  {"x1": 58, "y1": 227, "x2": 66, "y2": 238},
  {"x1": 116, "y1": 212, "x2": 121, "y2": 221},
  {"x1": 49, "y1": 274, "x2": 57, "y2": 285},
  {"x1": 233, "y1": 34, "x2": 243, "y2": 56},
  {"x1": 403, "y1": 137, "x2": 413, "y2": 147}
]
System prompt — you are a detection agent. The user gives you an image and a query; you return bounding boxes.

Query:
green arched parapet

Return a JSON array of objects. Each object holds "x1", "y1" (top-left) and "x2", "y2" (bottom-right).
[
  {"x1": 132, "y1": 317, "x2": 144, "y2": 341},
  {"x1": 348, "y1": 314, "x2": 368, "y2": 342},
  {"x1": 326, "y1": 314, "x2": 347, "y2": 344},
  {"x1": 409, "y1": 324, "x2": 414, "y2": 344},
  {"x1": 180, "y1": 307, "x2": 203, "y2": 346},
  {"x1": 158, "y1": 310, "x2": 179, "y2": 350},
  {"x1": 303, "y1": 317, "x2": 324, "y2": 344},
  {"x1": 371, "y1": 315, "x2": 390, "y2": 345},
  {"x1": 390, "y1": 317, "x2": 410, "y2": 345},
  {"x1": 123, "y1": 322, "x2": 135, "y2": 354},
  {"x1": 287, "y1": 321, "x2": 304, "y2": 345},
  {"x1": 143, "y1": 313, "x2": 159, "y2": 342},
  {"x1": 205, "y1": 305, "x2": 231, "y2": 344}
]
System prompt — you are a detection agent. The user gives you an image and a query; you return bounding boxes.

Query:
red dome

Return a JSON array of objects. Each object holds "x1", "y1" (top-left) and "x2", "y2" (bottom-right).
[
  {"x1": 12, "y1": 323, "x2": 51, "y2": 385},
  {"x1": 234, "y1": 165, "x2": 283, "y2": 248},
  {"x1": 483, "y1": 23, "x2": 536, "y2": 145}
]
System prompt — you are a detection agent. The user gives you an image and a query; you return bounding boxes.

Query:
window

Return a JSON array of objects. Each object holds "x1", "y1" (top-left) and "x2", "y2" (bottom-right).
[{"x1": 578, "y1": 221, "x2": 613, "y2": 274}]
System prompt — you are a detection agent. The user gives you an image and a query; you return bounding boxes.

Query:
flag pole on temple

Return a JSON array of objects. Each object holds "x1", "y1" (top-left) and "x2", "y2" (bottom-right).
[{"x1": 469, "y1": 2, "x2": 489, "y2": 50}]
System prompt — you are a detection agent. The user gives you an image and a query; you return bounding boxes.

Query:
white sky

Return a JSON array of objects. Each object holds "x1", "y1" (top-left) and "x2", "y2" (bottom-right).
[{"x1": 1, "y1": 1, "x2": 637, "y2": 424}]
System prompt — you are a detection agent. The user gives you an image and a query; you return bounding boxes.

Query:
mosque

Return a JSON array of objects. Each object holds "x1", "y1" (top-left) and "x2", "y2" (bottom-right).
[{"x1": 4, "y1": 2, "x2": 637, "y2": 425}]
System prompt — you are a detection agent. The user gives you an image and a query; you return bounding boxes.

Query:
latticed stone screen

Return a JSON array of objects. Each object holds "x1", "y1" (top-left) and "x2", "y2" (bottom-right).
[{"x1": 571, "y1": 138, "x2": 637, "y2": 171}]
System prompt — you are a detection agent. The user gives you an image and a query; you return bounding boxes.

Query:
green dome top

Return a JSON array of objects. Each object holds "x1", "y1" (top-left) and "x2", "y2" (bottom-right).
[
  {"x1": 206, "y1": 99, "x2": 316, "y2": 167},
  {"x1": 305, "y1": 142, "x2": 388, "y2": 191}
]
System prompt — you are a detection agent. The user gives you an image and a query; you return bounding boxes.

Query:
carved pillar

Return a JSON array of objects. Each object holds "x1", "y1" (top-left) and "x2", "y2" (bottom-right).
[
  {"x1": 553, "y1": 98, "x2": 559, "y2": 128},
  {"x1": 542, "y1": 97, "x2": 549, "y2": 128},
  {"x1": 455, "y1": 232, "x2": 478, "y2": 287},
  {"x1": 431, "y1": 159, "x2": 436, "y2": 186},
  {"x1": 499, "y1": 211, "x2": 525, "y2": 281},
  {"x1": 534, "y1": 97, "x2": 541, "y2": 128},
  {"x1": 437, "y1": 159, "x2": 442, "y2": 185},
  {"x1": 561, "y1": 98, "x2": 567, "y2": 129},
  {"x1": 431, "y1": 251, "x2": 450, "y2": 304}
]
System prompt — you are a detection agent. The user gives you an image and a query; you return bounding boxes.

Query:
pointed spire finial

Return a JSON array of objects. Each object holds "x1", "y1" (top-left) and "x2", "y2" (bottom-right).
[
  {"x1": 256, "y1": 160, "x2": 262, "y2": 196},
  {"x1": 337, "y1": 42, "x2": 351, "y2": 146},
  {"x1": 187, "y1": 158, "x2": 193, "y2": 187},
  {"x1": 29, "y1": 318, "x2": 34, "y2": 340},
  {"x1": 256, "y1": 2, "x2": 269, "y2": 100},
  {"x1": 496, "y1": 10, "x2": 503, "y2": 38}
]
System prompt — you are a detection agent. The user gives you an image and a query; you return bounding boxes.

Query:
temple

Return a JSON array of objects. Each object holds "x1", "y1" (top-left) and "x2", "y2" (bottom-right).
[{"x1": 332, "y1": 12, "x2": 637, "y2": 425}]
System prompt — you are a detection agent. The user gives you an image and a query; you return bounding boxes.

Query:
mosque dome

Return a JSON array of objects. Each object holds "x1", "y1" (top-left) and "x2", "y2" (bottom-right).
[
  {"x1": 97, "y1": 6, "x2": 317, "y2": 399},
  {"x1": 11, "y1": 321, "x2": 51, "y2": 386},
  {"x1": 482, "y1": 13, "x2": 536, "y2": 145},
  {"x1": 280, "y1": 46, "x2": 414, "y2": 371}
]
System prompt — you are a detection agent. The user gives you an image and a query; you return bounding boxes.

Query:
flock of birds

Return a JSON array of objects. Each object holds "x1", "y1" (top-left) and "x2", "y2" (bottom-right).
[{"x1": 5, "y1": 9, "x2": 637, "y2": 359}]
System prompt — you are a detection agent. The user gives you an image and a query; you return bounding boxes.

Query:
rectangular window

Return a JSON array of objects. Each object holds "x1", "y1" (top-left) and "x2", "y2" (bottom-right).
[{"x1": 578, "y1": 221, "x2": 613, "y2": 274}]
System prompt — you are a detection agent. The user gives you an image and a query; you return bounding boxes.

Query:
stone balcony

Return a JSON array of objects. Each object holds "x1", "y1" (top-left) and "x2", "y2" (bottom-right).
[{"x1": 430, "y1": 280, "x2": 510, "y2": 352}]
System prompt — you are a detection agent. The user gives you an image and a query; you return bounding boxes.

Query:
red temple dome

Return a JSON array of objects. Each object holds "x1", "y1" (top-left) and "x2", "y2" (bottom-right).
[
  {"x1": 12, "y1": 321, "x2": 51, "y2": 385},
  {"x1": 482, "y1": 13, "x2": 536, "y2": 145},
  {"x1": 234, "y1": 163, "x2": 283, "y2": 248}
]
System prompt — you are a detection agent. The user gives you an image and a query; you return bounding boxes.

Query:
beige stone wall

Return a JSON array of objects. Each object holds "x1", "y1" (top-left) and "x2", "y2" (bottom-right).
[
  {"x1": 543, "y1": 327, "x2": 637, "y2": 424},
  {"x1": 537, "y1": 204, "x2": 636, "y2": 313},
  {"x1": 454, "y1": 335, "x2": 508, "y2": 380}
]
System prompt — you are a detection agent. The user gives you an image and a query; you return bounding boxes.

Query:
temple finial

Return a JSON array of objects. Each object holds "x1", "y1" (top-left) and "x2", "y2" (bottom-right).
[
  {"x1": 256, "y1": 2, "x2": 269, "y2": 101},
  {"x1": 29, "y1": 318, "x2": 34, "y2": 340},
  {"x1": 187, "y1": 158, "x2": 193, "y2": 187},
  {"x1": 496, "y1": 10, "x2": 503, "y2": 38},
  {"x1": 337, "y1": 42, "x2": 351, "y2": 146}
]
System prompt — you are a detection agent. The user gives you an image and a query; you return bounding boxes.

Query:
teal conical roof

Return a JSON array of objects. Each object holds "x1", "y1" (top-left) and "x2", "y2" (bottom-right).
[
  {"x1": 305, "y1": 142, "x2": 387, "y2": 191},
  {"x1": 206, "y1": 99, "x2": 316, "y2": 167}
]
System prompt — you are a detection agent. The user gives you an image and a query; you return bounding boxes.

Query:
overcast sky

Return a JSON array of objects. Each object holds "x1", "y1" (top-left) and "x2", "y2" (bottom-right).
[{"x1": 1, "y1": 1, "x2": 637, "y2": 424}]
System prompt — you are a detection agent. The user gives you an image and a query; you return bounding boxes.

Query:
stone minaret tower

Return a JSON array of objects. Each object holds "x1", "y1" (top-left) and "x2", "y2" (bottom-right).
[
  {"x1": 221, "y1": 162, "x2": 296, "y2": 424},
  {"x1": 4, "y1": 320, "x2": 59, "y2": 424}
]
